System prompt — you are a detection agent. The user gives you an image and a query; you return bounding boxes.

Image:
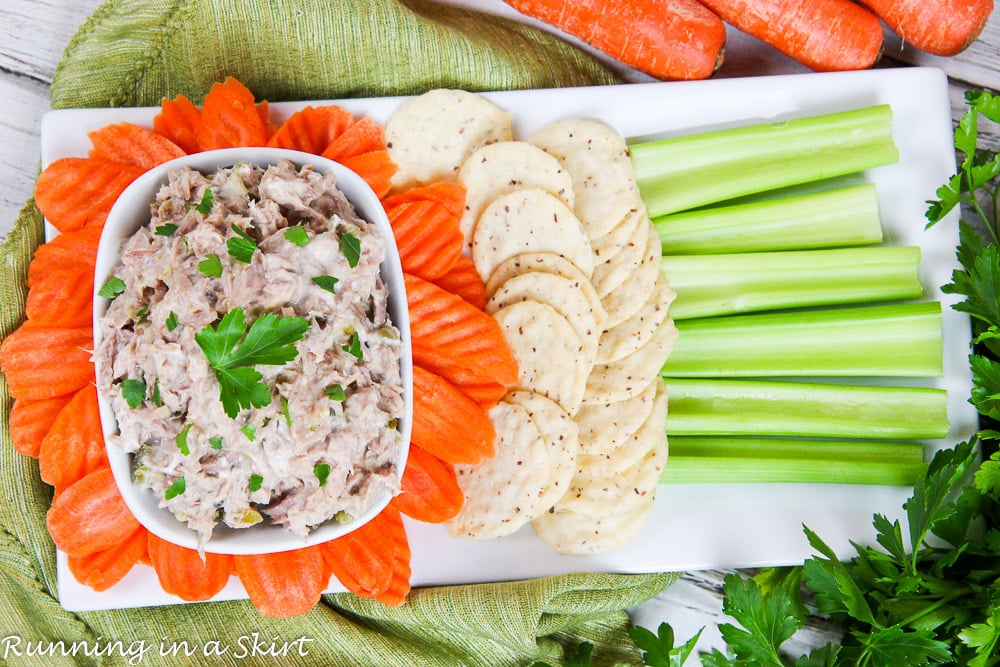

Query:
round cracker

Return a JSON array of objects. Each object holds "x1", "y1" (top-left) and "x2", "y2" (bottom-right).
[
  {"x1": 487, "y1": 271, "x2": 601, "y2": 365},
  {"x1": 582, "y1": 314, "x2": 679, "y2": 406},
  {"x1": 556, "y1": 415, "x2": 668, "y2": 517},
  {"x1": 447, "y1": 401, "x2": 550, "y2": 540},
  {"x1": 532, "y1": 494, "x2": 655, "y2": 555},
  {"x1": 458, "y1": 141, "x2": 575, "y2": 250},
  {"x1": 385, "y1": 89, "x2": 513, "y2": 191},
  {"x1": 592, "y1": 207, "x2": 651, "y2": 299},
  {"x1": 600, "y1": 225, "x2": 663, "y2": 329},
  {"x1": 472, "y1": 188, "x2": 594, "y2": 282},
  {"x1": 575, "y1": 379, "x2": 668, "y2": 480},
  {"x1": 590, "y1": 204, "x2": 646, "y2": 265},
  {"x1": 485, "y1": 252, "x2": 607, "y2": 329},
  {"x1": 529, "y1": 118, "x2": 642, "y2": 240},
  {"x1": 575, "y1": 378, "x2": 659, "y2": 456},
  {"x1": 493, "y1": 301, "x2": 589, "y2": 416},
  {"x1": 597, "y1": 273, "x2": 676, "y2": 365},
  {"x1": 505, "y1": 390, "x2": 580, "y2": 517}
]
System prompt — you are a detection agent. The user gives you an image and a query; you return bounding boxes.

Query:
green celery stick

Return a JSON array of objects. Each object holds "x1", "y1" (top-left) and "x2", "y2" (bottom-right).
[
  {"x1": 661, "y1": 245, "x2": 923, "y2": 320},
  {"x1": 661, "y1": 451, "x2": 926, "y2": 485},
  {"x1": 661, "y1": 302, "x2": 943, "y2": 378},
  {"x1": 654, "y1": 183, "x2": 884, "y2": 254},
  {"x1": 662, "y1": 378, "x2": 949, "y2": 439},
  {"x1": 630, "y1": 105, "x2": 899, "y2": 218}
]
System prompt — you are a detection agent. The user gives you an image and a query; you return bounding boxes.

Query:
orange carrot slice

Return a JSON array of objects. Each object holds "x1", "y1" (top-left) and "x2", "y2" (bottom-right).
[
  {"x1": 431, "y1": 254, "x2": 488, "y2": 311},
  {"x1": 34, "y1": 158, "x2": 146, "y2": 233},
  {"x1": 411, "y1": 366, "x2": 496, "y2": 465},
  {"x1": 340, "y1": 150, "x2": 397, "y2": 199},
  {"x1": 38, "y1": 385, "x2": 108, "y2": 491},
  {"x1": 256, "y1": 101, "x2": 277, "y2": 142},
  {"x1": 26, "y1": 226, "x2": 102, "y2": 285},
  {"x1": 321, "y1": 116, "x2": 387, "y2": 162},
  {"x1": 405, "y1": 273, "x2": 518, "y2": 387},
  {"x1": 267, "y1": 105, "x2": 355, "y2": 154},
  {"x1": 88, "y1": 122, "x2": 186, "y2": 170},
  {"x1": 382, "y1": 182, "x2": 467, "y2": 221},
  {"x1": 154, "y1": 93, "x2": 202, "y2": 153},
  {"x1": 196, "y1": 77, "x2": 271, "y2": 150},
  {"x1": 387, "y1": 199, "x2": 463, "y2": 282},
  {"x1": 234, "y1": 547, "x2": 327, "y2": 618},
  {"x1": 374, "y1": 507, "x2": 411, "y2": 607},
  {"x1": 412, "y1": 343, "x2": 508, "y2": 408},
  {"x1": 391, "y1": 444, "x2": 464, "y2": 523},
  {"x1": 46, "y1": 467, "x2": 141, "y2": 558},
  {"x1": 67, "y1": 525, "x2": 147, "y2": 592},
  {"x1": 147, "y1": 533, "x2": 234, "y2": 601},
  {"x1": 320, "y1": 505, "x2": 408, "y2": 600},
  {"x1": 25, "y1": 263, "x2": 94, "y2": 328},
  {"x1": 0, "y1": 323, "x2": 94, "y2": 400},
  {"x1": 8, "y1": 394, "x2": 72, "y2": 458}
]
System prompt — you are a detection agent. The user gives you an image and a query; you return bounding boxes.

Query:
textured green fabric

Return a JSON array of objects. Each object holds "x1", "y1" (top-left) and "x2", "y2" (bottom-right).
[{"x1": 0, "y1": 1, "x2": 680, "y2": 665}]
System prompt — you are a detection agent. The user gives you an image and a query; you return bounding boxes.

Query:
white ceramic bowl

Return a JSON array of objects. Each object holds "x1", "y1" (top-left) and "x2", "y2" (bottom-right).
[{"x1": 92, "y1": 147, "x2": 412, "y2": 555}]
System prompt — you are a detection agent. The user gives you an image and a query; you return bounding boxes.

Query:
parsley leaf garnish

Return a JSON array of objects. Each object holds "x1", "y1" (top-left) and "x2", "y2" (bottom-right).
[
  {"x1": 341, "y1": 232, "x2": 361, "y2": 268},
  {"x1": 155, "y1": 223, "x2": 178, "y2": 236},
  {"x1": 164, "y1": 477, "x2": 186, "y2": 499},
  {"x1": 325, "y1": 384, "x2": 346, "y2": 401},
  {"x1": 196, "y1": 188, "x2": 214, "y2": 214},
  {"x1": 120, "y1": 379, "x2": 146, "y2": 408},
  {"x1": 151, "y1": 378, "x2": 163, "y2": 407},
  {"x1": 166, "y1": 311, "x2": 179, "y2": 331},
  {"x1": 98, "y1": 277, "x2": 126, "y2": 299},
  {"x1": 227, "y1": 224, "x2": 257, "y2": 263},
  {"x1": 175, "y1": 423, "x2": 192, "y2": 455},
  {"x1": 248, "y1": 474, "x2": 263, "y2": 492},
  {"x1": 314, "y1": 463, "x2": 330, "y2": 487},
  {"x1": 209, "y1": 436, "x2": 224, "y2": 450},
  {"x1": 312, "y1": 275, "x2": 339, "y2": 294},
  {"x1": 194, "y1": 307, "x2": 309, "y2": 418},
  {"x1": 199, "y1": 253, "x2": 223, "y2": 278},
  {"x1": 284, "y1": 226, "x2": 310, "y2": 246},
  {"x1": 342, "y1": 332, "x2": 363, "y2": 360}
]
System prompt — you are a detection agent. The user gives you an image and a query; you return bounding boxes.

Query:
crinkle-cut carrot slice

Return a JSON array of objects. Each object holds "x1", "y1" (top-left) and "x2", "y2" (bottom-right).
[
  {"x1": 412, "y1": 343, "x2": 507, "y2": 409},
  {"x1": 234, "y1": 546, "x2": 327, "y2": 618},
  {"x1": 382, "y1": 181, "x2": 467, "y2": 221},
  {"x1": 27, "y1": 226, "x2": 102, "y2": 286},
  {"x1": 196, "y1": 77, "x2": 271, "y2": 150},
  {"x1": 405, "y1": 273, "x2": 518, "y2": 387},
  {"x1": 25, "y1": 263, "x2": 94, "y2": 327},
  {"x1": 267, "y1": 105, "x2": 354, "y2": 154},
  {"x1": 373, "y1": 507, "x2": 411, "y2": 607},
  {"x1": 431, "y1": 254, "x2": 488, "y2": 311},
  {"x1": 390, "y1": 444, "x2": 464, "y2": 523},
  {"x1": 340, "y1": 150, "x2": 397, "y2": 199},
  {"x1": 387, "y1": 199, "x2": 463, "y2": 282},
  {"x1": 147, "y1": 533, "x2": 234, "y2": 601},
  {"x1": 46, "y1": 467, "x2": 141, "y2": 558},
  {"x1": 0, "y1": 323, "x2": 94, "y2": 400},
  {"x1": 321, "y1": 116, "x2": 386, "y2": 162},
  {"x1": 34, "y1": 157, "x2": 146, "y2": 233},
  {"x1": 154, "y1": 93, "x2": 202, "y2": 154},
  {"x1": 411, "y1": 366, "x2": 495, "y2": 465},
  {"x1": 38, "y1": 385, "x2": 107, "y2": 491},
  {"x1": 88, "y1": 122, "x2": 186, "y2": 170},
  {"x1": 256, "y1": 101, "x2": 277, "y2": 142},
  {"x1": 320, "y1": 505, "x2": 408, "y2": 600},
  {"x1": 8, "y1": 395, "x2": 72, "y2": 458},
  {"x1": 67, "y1": 525, "x2": 147, "y2": 592}
]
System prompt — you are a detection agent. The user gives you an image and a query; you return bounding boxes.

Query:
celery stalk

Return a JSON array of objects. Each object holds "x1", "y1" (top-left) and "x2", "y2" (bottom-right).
[
  {"x1": 630, "y1": 105, "x2": 899, "y2": 218},
  {"x1": 654, "y1": 183, "x2": 884, "y2": 254},
  {"x1": 661, "y1": 302, "x2": 943, "y2": 378},
  {"x1": 662, "y1": 378, "x2": 950, "y2": 439},
  {"x1": 661, "y1": 437, "x2": 927, "y2": 486},
  {"x1": 661, "y1": 246, "x2": 923, "y2": 320}
]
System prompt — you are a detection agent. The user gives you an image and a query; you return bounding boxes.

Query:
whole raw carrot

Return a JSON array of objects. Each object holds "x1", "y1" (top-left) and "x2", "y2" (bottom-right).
[
  {"x1": 504, "y1": 0, "x2": 726, "y2": 80},
  {"x1": 698, "y1": 0, "x2": 884, "y2": 71},
  {"x1": 857, "y1": 0, "x2": 993, "y2": 56}
]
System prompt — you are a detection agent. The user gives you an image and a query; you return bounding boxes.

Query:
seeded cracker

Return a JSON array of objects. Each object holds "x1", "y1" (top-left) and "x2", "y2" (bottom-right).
[
  {"x1": 597, "y1": 273, "x2": 676, "y2": 365},
  {"x1": 575, "y1": 379, "x2": 659, "y2": 455},
  {"x1": 583, "y1": 314, "x2": 679, "y2": 405},
  {"x1": 592, "y1": 206, "x2": 655, "y2": 298},
  {"x1": 472, "y1": 188, "x2": 594, "y2": 282},
  {"x1": 385, "y1": 89, "x2": 512, "y2": 191},
  {"x1": 590, "y1": 204, "x2": 646, "y2": 265},
  {"x1": 600, "y1": 225, "x2": 663, "y2": 329},
  {"x1": 458, "y1": 141, "x2": 576, "y2": 250},
  {"x1": 533, "y1": 494, "x2": 656, "y2": 555}
]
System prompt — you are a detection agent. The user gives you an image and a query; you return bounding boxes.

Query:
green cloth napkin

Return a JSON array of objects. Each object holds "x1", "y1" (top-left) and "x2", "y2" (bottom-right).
[{"x1": 0, "y1": 1, "x2": 680, "y2": 664}]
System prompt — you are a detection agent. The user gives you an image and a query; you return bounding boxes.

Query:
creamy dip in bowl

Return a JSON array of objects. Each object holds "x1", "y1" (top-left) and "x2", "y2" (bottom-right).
[{"x1": 92, "y1": 148, "x2": 412, "y2": 555}]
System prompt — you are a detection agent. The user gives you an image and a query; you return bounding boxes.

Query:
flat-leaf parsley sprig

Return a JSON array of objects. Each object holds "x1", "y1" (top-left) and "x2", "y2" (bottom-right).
[{"x1": 194, "y1": 306, "x2": 309, "y2": 418}]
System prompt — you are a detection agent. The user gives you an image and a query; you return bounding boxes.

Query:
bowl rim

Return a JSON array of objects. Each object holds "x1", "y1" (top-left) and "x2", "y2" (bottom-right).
[{"x1": 92, "y1": 147, "x2": 413, "y2": 555}]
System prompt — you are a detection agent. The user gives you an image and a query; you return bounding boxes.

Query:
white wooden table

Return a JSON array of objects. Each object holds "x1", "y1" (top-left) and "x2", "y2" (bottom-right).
[{"x1": 2, "y1": 0, "x2": 998, "y2": 660}]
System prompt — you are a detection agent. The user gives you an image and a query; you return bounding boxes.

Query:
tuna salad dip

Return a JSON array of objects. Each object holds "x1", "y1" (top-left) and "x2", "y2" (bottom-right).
[{"x1": 94, "y1": 159, "x2": 405, "y2": 547}]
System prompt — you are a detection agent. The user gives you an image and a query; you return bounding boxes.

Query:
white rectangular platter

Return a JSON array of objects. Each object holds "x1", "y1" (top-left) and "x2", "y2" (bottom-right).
[{"x1": 39, "y1": 66, "x2": 978, "y2": 611}]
